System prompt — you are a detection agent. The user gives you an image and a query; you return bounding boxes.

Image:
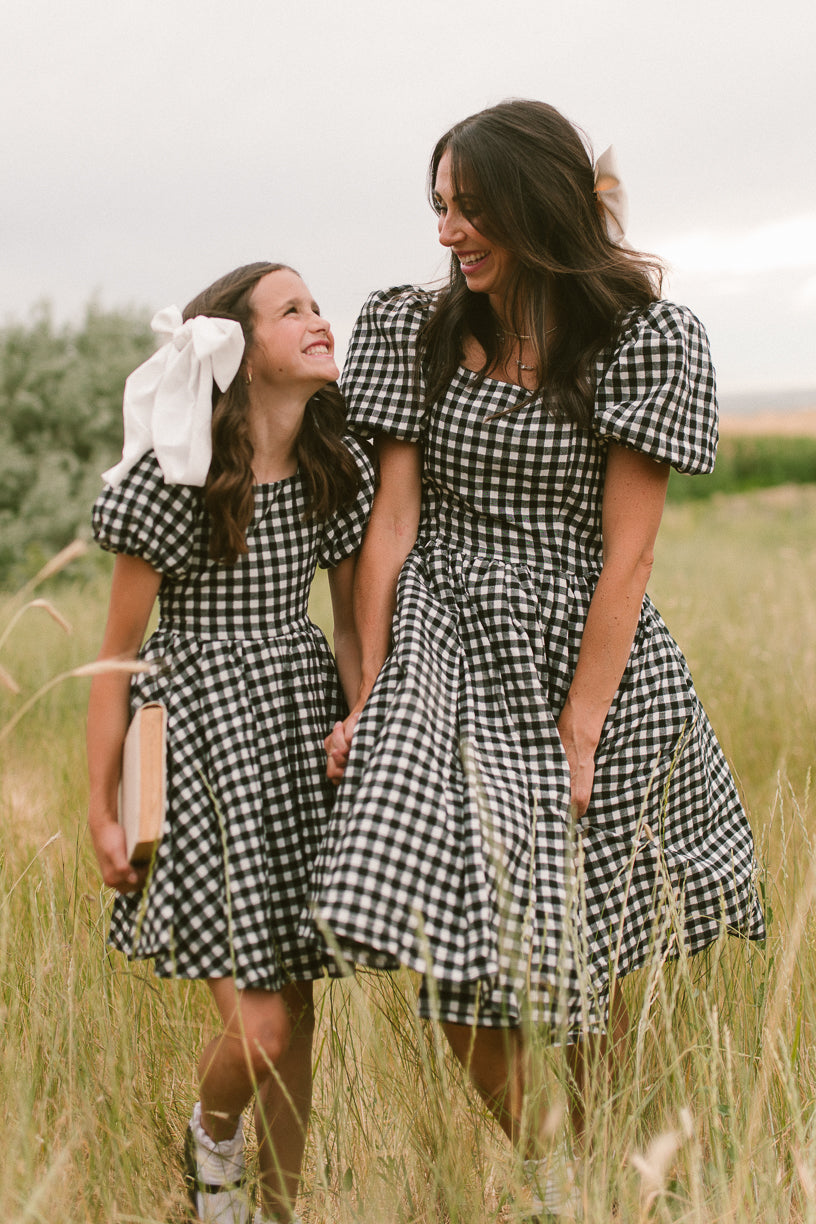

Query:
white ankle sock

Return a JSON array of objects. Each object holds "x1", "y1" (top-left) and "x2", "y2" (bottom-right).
[{"x1": 191, "y1": 1100, "x2": 245, "y2": 1183}]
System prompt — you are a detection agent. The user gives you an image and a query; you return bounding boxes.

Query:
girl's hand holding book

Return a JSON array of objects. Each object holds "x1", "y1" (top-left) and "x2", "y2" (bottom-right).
[{"x1": 89, "y1": 811, "x2": 146, "y2": 893}]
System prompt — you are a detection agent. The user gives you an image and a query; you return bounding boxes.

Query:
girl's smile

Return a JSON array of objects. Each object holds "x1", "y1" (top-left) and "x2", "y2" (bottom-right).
[{"x1": 248, "y1": 268, "x2": 339, "y2": 391}]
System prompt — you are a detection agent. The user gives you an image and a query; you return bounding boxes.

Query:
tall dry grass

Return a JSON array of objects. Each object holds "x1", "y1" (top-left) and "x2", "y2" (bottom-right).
[{"x1": 1, "y1": 486, "x2": 814, "y2": 1222}]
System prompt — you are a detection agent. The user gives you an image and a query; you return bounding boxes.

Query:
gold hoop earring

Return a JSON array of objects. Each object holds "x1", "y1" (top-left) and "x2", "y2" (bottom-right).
[{"x1": 245, "y1": 370, "x2": 252, "y2": 385}]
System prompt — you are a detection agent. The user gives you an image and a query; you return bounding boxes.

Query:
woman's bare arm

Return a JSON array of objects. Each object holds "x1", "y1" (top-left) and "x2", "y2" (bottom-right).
[{"x1": 557, "y1": 443, "x2": 670, "y2": 817}]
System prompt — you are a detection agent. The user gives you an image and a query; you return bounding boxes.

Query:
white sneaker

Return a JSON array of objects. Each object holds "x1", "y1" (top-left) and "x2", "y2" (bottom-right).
[
  {"x1": 252, "y1": 1214, "x2": 303, "y2": 1224},
  {"x1": 252, "y1": 1213, "x2": 302, "y2": 1224},
  {"x1": 184, "y1": 1102, "x2": 252, "y2": 1224},
  {"x1": 521, "y1": 1149, "x2": 581, "y2": 1221}
]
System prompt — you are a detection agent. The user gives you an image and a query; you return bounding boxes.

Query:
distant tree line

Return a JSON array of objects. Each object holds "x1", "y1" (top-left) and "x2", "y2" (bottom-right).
[{"x1": 0, "y1": 304, "x2": 154, "y2": 586}]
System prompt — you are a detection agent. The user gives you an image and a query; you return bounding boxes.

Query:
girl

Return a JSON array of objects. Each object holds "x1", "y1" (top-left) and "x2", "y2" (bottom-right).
[
  {"x1": 87, "y1": 262, "x2": 374, "y2": 1224},
  {"x1": 316, "y1": 102, "x2": 765, "y2": 1217}
]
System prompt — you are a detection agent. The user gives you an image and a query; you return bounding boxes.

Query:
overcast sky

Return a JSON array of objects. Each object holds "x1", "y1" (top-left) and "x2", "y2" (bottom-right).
[{"x1": 3, "y1": 0, "x2": 815, "y2": 396}]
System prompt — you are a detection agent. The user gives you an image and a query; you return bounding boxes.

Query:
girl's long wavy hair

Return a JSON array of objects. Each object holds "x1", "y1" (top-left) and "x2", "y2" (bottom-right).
[
  {"x1": 421, "y1": 99, "x2": 664, "y2": 425},
  {"x1": 182, "y1": 262, "x2": 361, "y2": 564}
]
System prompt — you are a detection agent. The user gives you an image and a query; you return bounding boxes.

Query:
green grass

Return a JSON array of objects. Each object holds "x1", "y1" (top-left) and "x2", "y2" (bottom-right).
[
  {"x1": 2, "y1": 487, "x2": 815, "y2": 1222},
  {"x1": 668, "y1": 435, "x2": 816, "y2": 501}
]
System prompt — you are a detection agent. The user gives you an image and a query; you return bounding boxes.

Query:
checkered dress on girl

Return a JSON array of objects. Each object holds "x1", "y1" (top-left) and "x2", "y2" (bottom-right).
[
  {"x1": 308, "y1": 287, "x2": 765, "y2": 1036},
  {"x1": 92, "y1": 439, "x2": 374, "y2": 991}
]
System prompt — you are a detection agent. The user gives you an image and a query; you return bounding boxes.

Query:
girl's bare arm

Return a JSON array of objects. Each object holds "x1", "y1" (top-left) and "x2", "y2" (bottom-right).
[
  {"x1": 325, "y1": 436, "x2": 421, "y2": 782},
  {"x1": 86, "y1": 553, "x2": 161, "y2": 891}
]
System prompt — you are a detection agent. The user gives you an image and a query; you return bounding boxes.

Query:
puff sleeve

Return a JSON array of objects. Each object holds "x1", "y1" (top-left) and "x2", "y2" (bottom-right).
[
  {"x1": 340, "y1": 286, "x2": 435, "y2": 442},
  {"x1": 593, "y1": 301, "x2": 718, "y2": 474},
  {"x1": 92, "y1": 450, "x2": 200, "y2": 576},
  {"x1": 316, "y1": 435, "x2": 377, "y2": 569}
]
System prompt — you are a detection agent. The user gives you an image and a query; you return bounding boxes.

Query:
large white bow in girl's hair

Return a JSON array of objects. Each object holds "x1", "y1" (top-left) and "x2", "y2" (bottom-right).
[
  {"x1": 102, "y1": 306, "x2": 245, "y2": 488},
  {"x1": 594, "y1": 145, "x2": 629, "y2": 245}
]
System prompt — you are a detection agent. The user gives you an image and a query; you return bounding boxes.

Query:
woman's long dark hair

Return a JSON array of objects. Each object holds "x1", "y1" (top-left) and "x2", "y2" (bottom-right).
[
  {"x1": 182, "y1": 262, "x2": 361, "y2": 564},
  {"x1": 421, "y1": 100, "x2": 663, "y2": 424}
]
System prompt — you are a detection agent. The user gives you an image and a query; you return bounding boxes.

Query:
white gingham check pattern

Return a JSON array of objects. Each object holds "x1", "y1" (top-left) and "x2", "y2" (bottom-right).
[
  {"x1": 308, "y1": 287, "x2": 765, "y2": 1034},
  {"x1": 92, "y1": 441, "x2": 374, "y2": 990}
]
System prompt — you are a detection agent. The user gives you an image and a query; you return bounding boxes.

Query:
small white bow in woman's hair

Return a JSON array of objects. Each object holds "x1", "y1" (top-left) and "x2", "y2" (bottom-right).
[{"x1": 594, "y1": 145, "x2": 629, "y2": 245}]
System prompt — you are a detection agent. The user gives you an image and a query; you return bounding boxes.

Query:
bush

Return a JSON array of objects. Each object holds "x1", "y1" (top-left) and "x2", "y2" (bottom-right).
[{"x1": 0, "y1": 304, "x2": 154, "y2": 586}]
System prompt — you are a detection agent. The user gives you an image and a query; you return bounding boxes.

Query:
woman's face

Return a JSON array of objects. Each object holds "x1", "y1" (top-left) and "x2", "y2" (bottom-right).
[
  {"x1": 433, "y1": 149, "x2": 515, "y2": 307},
  {"x1": 247, "y1": 269, "x2": 339, "y2": 393}
]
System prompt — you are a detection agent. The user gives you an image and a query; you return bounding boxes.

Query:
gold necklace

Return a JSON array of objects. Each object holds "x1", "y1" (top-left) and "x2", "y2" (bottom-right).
[
  {"x1": 497, "y1": 325, "x2": 558, "y2": 342},
  {"x1": 496, "y1": 324, "x2": 558, "y2": 374},
  {"x1": 497, "y1": 328, "x2": 532, "y2": 341},
  {"x1": 496, "y1": 329, "x2": 534, "y2": 372}
]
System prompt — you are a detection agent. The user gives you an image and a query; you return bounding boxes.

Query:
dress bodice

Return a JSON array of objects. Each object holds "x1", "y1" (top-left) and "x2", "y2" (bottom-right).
[
  {"x1": 420, "y1": 367, "x2": 607, "y2": 573},
  {"x1": 340, "y1": 285, "x2": 718, "y2": 578}
]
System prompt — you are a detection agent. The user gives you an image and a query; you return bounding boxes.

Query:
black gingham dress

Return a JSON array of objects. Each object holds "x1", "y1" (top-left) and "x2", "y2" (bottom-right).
[
  {"x1": 308, "y1": 287, "x2": 765, "y2": 1034},
  {"x1": 92, "y1": 442, "x2": 374, "y2": 991}
]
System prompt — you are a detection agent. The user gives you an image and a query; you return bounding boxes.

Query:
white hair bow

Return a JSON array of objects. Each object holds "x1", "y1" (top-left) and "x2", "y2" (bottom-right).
[
  {"x1": 102, "y1": 306, "x2": 246, "y2": 488},
  {"x1": 594, "y1": 145, "x2": 629, "y2": 245}
]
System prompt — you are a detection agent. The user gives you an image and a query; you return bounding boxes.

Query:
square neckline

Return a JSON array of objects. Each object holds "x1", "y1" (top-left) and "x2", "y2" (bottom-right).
[{"x1": 455, "y1": 364, "x2": 533, "y2": 393}]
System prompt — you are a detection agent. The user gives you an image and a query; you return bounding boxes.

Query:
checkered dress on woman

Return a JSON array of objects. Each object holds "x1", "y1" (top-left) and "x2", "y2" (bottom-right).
[
  {"x1": 92, "y1": 440, "x2": 374, "y2": 991},
  {"x1": 308, "y1": 287, "x2": 765, "y2": 1035}
]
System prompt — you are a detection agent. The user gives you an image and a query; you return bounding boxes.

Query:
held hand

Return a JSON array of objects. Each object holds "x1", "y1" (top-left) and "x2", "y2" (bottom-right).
[
  {"x1": 563, "y1": 747, "x2": 596, "y2": 820},
  {"x1": 324, "y1": 710, "x2": 360, "y2": 785},
  {"x1": 556, "y1": 712, "x2": 599, "y2": 820},
  {"x1": 89, "y1": 815, "x2": 147, "y2": 894}
]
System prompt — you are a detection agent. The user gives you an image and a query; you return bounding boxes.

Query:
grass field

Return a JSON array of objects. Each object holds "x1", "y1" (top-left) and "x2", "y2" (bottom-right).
[{"x1": 1, "y1": 485, "x2": 815, "y2": 1223}]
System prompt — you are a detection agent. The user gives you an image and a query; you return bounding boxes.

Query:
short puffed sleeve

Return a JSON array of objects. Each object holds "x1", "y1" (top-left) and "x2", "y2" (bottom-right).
[
  {"x1": 92, "y1": 450, "x2": 200, "y2": 575},
  {"x1": 340, "y1": 286, "x2": 435, "y2": 442},
  {"x1": 317, "y1": 435, "x2": 377, "y2": 569},
  {"x1": 593, "y1": 301, "x2": 718, "y2": 473}
]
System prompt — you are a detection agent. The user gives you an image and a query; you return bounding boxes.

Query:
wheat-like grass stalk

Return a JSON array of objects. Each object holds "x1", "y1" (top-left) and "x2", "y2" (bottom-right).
[{"x1": 1, "y1": 491, "x2": 815, "y2": 1221}]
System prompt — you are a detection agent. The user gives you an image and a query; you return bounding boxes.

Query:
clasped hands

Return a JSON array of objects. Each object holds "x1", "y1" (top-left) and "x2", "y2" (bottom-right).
[
  {"x1": 324, "y1": 711, "x2": 360, "y2": 785},
  {"x1": 325, "y1": 706, "x2": 595, "y2": 816}
]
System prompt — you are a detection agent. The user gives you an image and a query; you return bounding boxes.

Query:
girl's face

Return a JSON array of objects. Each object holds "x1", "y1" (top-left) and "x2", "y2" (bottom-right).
[
  {"x1": 247, "y1": 269, "x2": 339, "y2": 393},
  {"x1": 433, "y1": 149, "x2": 515, "y2": 307}
]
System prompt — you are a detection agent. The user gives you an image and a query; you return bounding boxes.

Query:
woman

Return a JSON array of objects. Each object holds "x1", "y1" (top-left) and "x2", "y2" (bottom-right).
[
  {"x1": 314, "y1": 101, "x2": 764, "y2": 1210},
  {"x1": 88, "y1": 262, "x2": 373, "y2": 1224}
]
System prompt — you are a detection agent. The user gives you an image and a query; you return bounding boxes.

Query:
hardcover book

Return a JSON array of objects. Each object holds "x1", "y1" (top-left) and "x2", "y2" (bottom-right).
[{"x1": 119, "y1": 701, "x2": 167, "y2": 866}]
